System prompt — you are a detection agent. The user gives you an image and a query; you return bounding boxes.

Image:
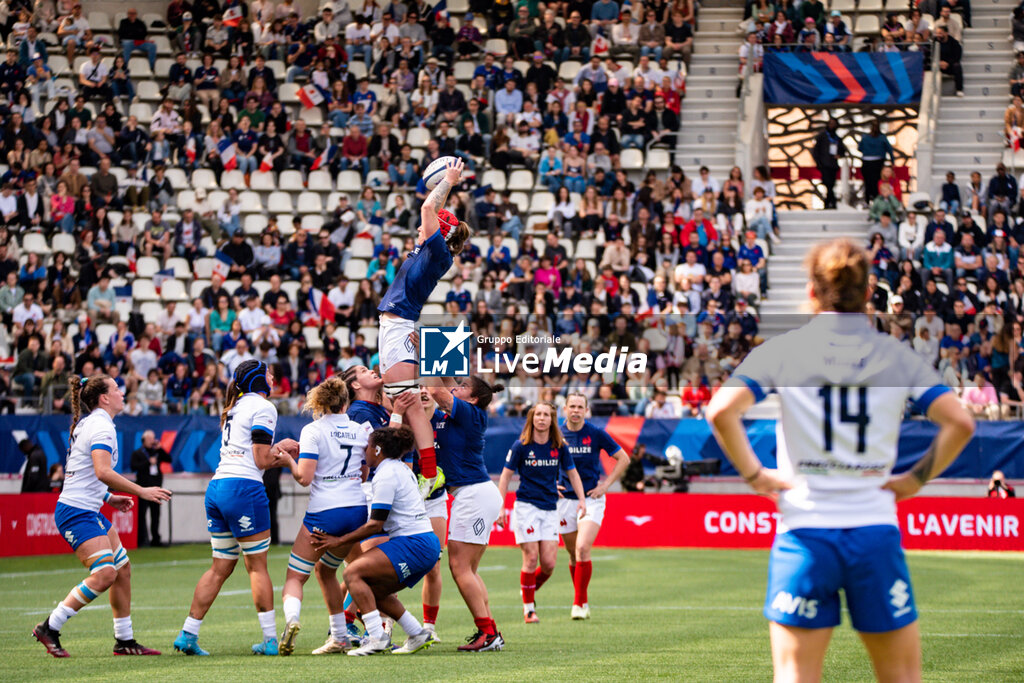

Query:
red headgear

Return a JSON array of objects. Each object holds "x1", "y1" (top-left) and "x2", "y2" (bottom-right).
[{"x1": 437, "y1": 209, "x2": 459, "y2": 241}]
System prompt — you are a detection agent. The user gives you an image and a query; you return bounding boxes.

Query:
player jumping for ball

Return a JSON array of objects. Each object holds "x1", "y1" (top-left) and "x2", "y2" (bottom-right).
[{"x1": 377, "y1": 156, "x2": 471, "y2": 495}]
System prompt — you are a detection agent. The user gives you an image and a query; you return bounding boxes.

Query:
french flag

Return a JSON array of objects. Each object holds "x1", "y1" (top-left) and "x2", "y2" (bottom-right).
[
  {"x1": 303, "y1": 287, "x2": 335, "y2": 326},
  {"x1": 223, "y1": 5, "x2": 243, "y2": 27},
  {"x1": 297, "y1": 83, "x2": 328, "y2": 109},
  {"x1": 212, "y1": 250, "x2": 233, "y2": 279},
  {"x1": 185, "y1": 136, "x2": 197, "y2": 164},
  {"x1": 310, "y1": 144, "x2": 336, "y2": 171},
  {"x1": 217, "y1": 139, "x2": 237, "y2": 171},
  {"x1": 259, "y1": 153, "x2": 274, "y2": 173}
]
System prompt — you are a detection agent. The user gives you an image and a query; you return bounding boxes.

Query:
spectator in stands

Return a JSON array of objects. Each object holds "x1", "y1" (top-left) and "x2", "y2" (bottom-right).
[
  {"x1": 859, "y1": 120, "x2": 895, "y2": 206},
  {"x1": 118, "y1": 8, "x2": 156, "y2": 70},
  {"x1": 811, "y1": 118, "x2": 844, "y2": 209},
  {"x1": 869, "y1": 182, "x2": 903, "y2": 224},
  {"x1": 934, "y1": 25, "x2": 964, "y2": 98},
  {"x1": 922, "y1": 227, "x2": 955, "y2": 289},
  {"x1": 987, "y1": 163, "x2": 1017, "y2": 217}
]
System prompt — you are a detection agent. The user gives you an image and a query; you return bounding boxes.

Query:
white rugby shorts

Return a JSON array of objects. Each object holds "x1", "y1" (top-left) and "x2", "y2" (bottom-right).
[
  {"x1": 556, "y1": 495, "x2": 606, "y2": 534},
  {"x1": 512, "y1": 500, "x2": 559, "y2": 544},
  {"x1": 378, "y1": 315, "x2": 417, "y2": 376},
  {"x1": 447, "y1": 481, "x2": 502, "y2": 545}
]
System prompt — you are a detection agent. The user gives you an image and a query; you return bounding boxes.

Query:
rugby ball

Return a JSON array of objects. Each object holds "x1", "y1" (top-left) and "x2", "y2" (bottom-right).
[{"x1": 422, "y1": 155, "x2": 460, "y2": 190}]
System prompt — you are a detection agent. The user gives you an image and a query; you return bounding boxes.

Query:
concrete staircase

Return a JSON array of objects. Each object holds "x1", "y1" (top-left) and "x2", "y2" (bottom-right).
[
  {"x1": 676, "y1": 0, "x2": 745, "y2": 181},
  {"x1": 758, "y1": 210, "x2": 871, "y2": 336},
  {"x1": 928, "y1": 0, "x2": 1015, "y2": 195}
]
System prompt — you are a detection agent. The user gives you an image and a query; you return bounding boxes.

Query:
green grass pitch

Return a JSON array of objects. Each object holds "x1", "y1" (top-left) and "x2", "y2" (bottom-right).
[{"x1": 0, "y1": 545, "x2": 1021, "y2": 682}]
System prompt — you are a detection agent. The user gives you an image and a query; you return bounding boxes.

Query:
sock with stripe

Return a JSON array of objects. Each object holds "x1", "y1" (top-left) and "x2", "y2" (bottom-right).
[
  {"x1": 48, "y1": 603, "x2": 77, "y2": 632},
  {"x1": 283, "y1": 595, "x2": 301, "y2": 624},
  {"x1": 345, "y1": 609, "x2": 358, "y2": 625},
  {"x1": 257, "y1": 610, "x2": 276, "y2": 639},
  {"x1": 329, "y1": 612, "x2": 346, "y2": 640},
  {"x1": 573, "y1": 560, "x2": 593, "y2": 607},
  {"x1": 423, "y1": 604, "x2": 439, "y2": 625},
  {"x1": 418, "y1": 446, "x2": 437, "y2": 478},
  {"x1": 474, "y1": 617, "x2": 496, "y2": 636},
  {"x1": 113, "y1": 616, "x2": 133, "y2": 641},
  {"x1": 182, "y1": 616, "x2": 202, "y2": 636},
  {"x1": 534, "y1": 567, "x2": 552, "y2": 591},
  {"x1": 520, "y1": 571, "x2": 536, "y2": 609}
]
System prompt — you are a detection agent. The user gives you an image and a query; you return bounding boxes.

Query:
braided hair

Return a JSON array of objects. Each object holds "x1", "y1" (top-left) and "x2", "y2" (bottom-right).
[
  {"x1": 220, "y1": 360, "x2": 270, "y2": 429},
  {"x1": 68, "y1": 374, "x2": 111, "y2": 453}
]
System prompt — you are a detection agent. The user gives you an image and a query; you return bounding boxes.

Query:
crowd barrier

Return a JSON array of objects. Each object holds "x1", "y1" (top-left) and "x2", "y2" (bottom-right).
[
  {"x1": 3, "y1": 416, "x2": 1023, "y2": 480},
  {"x1": 2, "y1": 492, "x2": 1019, "y2": 558}
]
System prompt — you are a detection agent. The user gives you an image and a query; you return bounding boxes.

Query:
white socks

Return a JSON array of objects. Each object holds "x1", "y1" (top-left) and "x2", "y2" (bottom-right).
[
  {"x1": 397, "y1": 610, "x2": 424, "y2": 637},
  {"x1": 113, "y1": 616, "x2": 133, "y2": 641},
  {"x1": 48, "y1": 603, "x2": 77, "y2": 632},
  {"x1": 182, "y1": 616, "x2": 202, "y2": 636},
  {"x1": 257, "y1": 610, "x2": 277, "y2": 639},
  {"x1": 362, "y1": 610, "x2": 384, "y2": 639},
  {"x1": 329, "y1": 612, "x2": 346, "y2": 641},
  {"x1": 283, "y1": 596, "x2": 301, "y2": 624},
  {"x1": 523, "y1": 601, "x2": 535, "y2": 613}
]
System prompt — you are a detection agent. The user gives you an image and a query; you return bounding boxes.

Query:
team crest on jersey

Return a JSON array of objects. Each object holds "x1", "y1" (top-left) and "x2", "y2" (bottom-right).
[
  {"x1": 550, "y1": 449, "x2": 558, "y2": 458},
  {"x1": 582, "y1": 436, "x2": 592, "y2": 446}
]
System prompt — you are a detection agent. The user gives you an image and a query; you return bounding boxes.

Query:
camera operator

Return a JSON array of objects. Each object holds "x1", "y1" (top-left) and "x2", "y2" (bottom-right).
[{"x1": 987, "y1": 470, "x2": 1016, "y2": 499}]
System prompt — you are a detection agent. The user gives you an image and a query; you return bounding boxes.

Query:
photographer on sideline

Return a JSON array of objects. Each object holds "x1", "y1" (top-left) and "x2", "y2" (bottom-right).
[{"x1": 987, "y1": 470, "x2": 1016, "y2": 498}]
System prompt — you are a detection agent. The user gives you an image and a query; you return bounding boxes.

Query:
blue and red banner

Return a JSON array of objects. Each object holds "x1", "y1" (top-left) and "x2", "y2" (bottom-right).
[{"x1": 763, "y1": 51, "x2": 923, "y2": 105}]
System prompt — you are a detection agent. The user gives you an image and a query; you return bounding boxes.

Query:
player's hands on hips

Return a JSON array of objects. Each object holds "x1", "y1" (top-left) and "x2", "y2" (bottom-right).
[
  {"x1": 748, "y1": 468, "x2": 792, "y2": 500},
  {"x1": 587, "y1": 484, "x2": 608, "y2": 499},
  {"x1": 141, "y1": 486, "x2": 172, "y2": 503},
  {"x1": 882, "y1": 472, "x2": 922, "y2": 502},
  {"x1": 108, "y1": 494, "x2": 134, "y2": 512},
  {"x1": 444, "y1": 157, "x2": 464, "y2": 185}
]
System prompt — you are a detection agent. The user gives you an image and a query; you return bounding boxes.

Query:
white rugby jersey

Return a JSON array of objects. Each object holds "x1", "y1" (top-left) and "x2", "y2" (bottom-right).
[
  {"x1": 299, "y1": 413, "x2": 373, "y2": 513},
  {"x1": 213, "y1": 393, "x2": 278, "y2": 483},
  {"x1": 731, "y1": 313, "x2": 948, "y2": 532},
  {"x1": 370, "y1": 458, "x2": 432, "y2": 537},
  {"x1": 59, "y1": 409, "x2": 117, "y2": 512}
]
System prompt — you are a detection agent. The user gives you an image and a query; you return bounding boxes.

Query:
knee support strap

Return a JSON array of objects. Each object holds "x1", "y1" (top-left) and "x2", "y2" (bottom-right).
[
  {"x1": 87, "y1": 550, "x2": 115, "y2": 574},
  {"x1": 383, "y1": 380, "x2": 417, "y2": 399},
  {"x1": 112, "y1": 546, "x2": 129, "y2": 570},
  {"x1": 288, "y1": 552, "x2": 316, "y2": 576}
]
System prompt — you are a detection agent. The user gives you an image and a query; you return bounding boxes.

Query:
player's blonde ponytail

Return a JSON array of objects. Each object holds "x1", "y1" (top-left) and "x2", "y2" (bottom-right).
[
  {"x1": 448, "y1": 221, "x2": 472, "y2": 256},
  {"x1": 303, "y1": 376, "x2": 350, "y2": 419},
  {"x1": 220, "y1": 379, "x2": 239, "y2": 430},
  {"x1": 805, "y1": 238, "x2": 870, "y2": 314}
]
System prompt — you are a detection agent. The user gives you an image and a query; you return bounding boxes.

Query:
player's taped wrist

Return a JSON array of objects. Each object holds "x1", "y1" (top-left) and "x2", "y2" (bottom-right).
[{"x1": 103, "y1": 491, "x2": 112, "y2": 503}]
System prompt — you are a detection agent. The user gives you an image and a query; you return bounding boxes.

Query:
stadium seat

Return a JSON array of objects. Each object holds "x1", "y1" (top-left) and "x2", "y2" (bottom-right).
[
  {"x1": 481, "y1": 169, "x2": 507, "y2": 192},
  {"x1": 621, "y1": 149, "x2": 644, "y2": 170},
  {"x1": 855, "y1": 15, "x2": 880, "y2": 34},
  {"x1": 484, "y1": 39, "x2": 508, "y2": 56},
  {"x1": 333, "y1": 326, "x2": 350, "y2": 346},
  {"x1": 407, "y1": 128, "x2": 430, "y2": 149},
  {"x1": 831, "y1": 0, "x2": 855, "y2": 10},
  {"x1": 48, "y1": 55, "x2": 70, "y2": 76},
  {"x1": 300, "y1": 108, "x2": 324, "y2": 126},
  {"x1": 175, "y1": 190, "x2": 196, "y2": 211},
  {"x1": 350, "y1": 238, "x2": 374, "y2": 258},
  {"x1": 454, "y1": 61, "x2": 476, "y2": 82},
  {"x1": 51, "y1": 233, "x2": 76, "y2": 255},
  {"x1": 344, "y1": 259, "x2": 368, "y2": 280},
  {"x1": 88, "y1": 11, "x2": 112, "y2": 31},
  {"x1": 384, "y1": 192, "x2": 408, "y2": 211},
  {"x1": 529, "y1": 192, "x2": 554, "y2": 215},
  {"x1": 165, "y1": 258, "x2": 192, "y2": 279},
  {"x1": 235, "y1": 191, "x2": 260, "y2": 213},
  {"x1": 137, "y1": 80, "x2": 162, "y2": 102},
  {"x1": 190, "y1": 279, "x2": 210, "y2": 299},
  {"x1": 96, "y1": 324, "x2": 117, "y2": 347},
  {"x1": 558, "y1": 61, "x2": 582, "y2": 82},
  {"x1": 509, "y1": 191, "x2": 530, "y2": 212},
  {"x1": 281, "y1": 281, "x2": 302, "y2": 302},
  {"x1": 193, "y1": 259, "x2": 215, "y2": 279},
  {"x1": 279, "y1": 82, "x2": 301, "y2": 105},
  {"x1": 575, "y1": 239, "x2": 597, "y2": 260},
  {"x1": 128, "y1": 57, "x2": 153, "y2": 79},
  {"x1": 428, "y1": 281, "x2": 452, "y2": 303},
  {"x1": 132, "y1": 280, "x2": 159, "y2": 302},
  {"x1": 21, "y1": 232, "x2": 50, "y2": 255},
  {"x1": 129, "y1": 102, "x2": 152, "y2": 121},
  {"x1": 508, "y1": 170, "x2": 534, "y2": 192},
  {"x1": 161, "y1": 280, "x2": 189, "y2": 302},
  {"x1": 422, "y1": 303, "x2": 445, "y2": 316},
  {"x1": 859, "y1": 0, "x2": 883, "y2": 10},
  {"x1": 268, "y1": 191, "x2": 294, "y2": 213},
  {"x1": 301, "y1": 215, "x2": 324, "y2": 232},
  {"x1": 307, "y1": 170, "x2": 333, "y2": 192},
  {"x1": 244, "y1": 215, "x2": 268, "y2": 236},
  {"x1": 303, "y1": 326, "x2": 324, "y2": 350},
  {"x1": 135, "y1": 256, "x2": 160, "y2": 279},
  {"x1": 297, "y1": 192, "x2": 323, "y2": 214},
  {"x1": 348, "y1": 61, "x2": 367, "y2": 80},
  {"x1": 366, "y1": 170, "x2": 390, "y2": 188},
  {"x1": 220, "y1": 170, "x2": 247, "y2": 190},
  {"x1": 191, "y1": 169, "x2": 217, "y2": 190},
  {"x1": 337, "y1": 171, "x2": 362, "y2": 192},
  {"x1": 153, "y1": 35, "x2": 172, "y2": 55},
  {"x1": 647, "y1": 149, "x2": 670, "y2": 170},
  {"x1": 139, "y1": 301, "x2": 164, "y2": 322},
  {"x1": 248, "y1": 171, "x2": 277, "y2": 192},
  {"x1": 357, "y1": 326, "x2": 378, "y2": 348},
  {"x1": 279, "y1": 170, "x2": 305, "y2": 192},
  {"x1": 267, "y1": 60, "x2": 286, "y2": 80},
  {"x1": 165, "y1": 168, "x2": 189, "y2": 190}
]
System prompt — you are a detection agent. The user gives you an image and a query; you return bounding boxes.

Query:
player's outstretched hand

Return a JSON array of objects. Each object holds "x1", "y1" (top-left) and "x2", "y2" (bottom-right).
[
  {"x1": 882, "y1": 472, "x2": 922, "y2": 502},
  {"x1": 141, "y1": 486, "x2": 172, "y2": 503},
  {"x1": 444, "y1": 157, "x2": 465, "y2": 185},
  {"x1": 108, "y1": 494, "x2": 135, "y2": 512},
  {"x1": 748, "y1": 468, "x2": 792, "y2": 500},
  {"x1": 274, "y1": 438, "x2": 300, "y2": 457}
]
